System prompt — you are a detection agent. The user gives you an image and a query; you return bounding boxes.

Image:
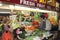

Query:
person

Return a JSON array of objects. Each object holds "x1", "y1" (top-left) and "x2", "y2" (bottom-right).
[
  {"x1": 40, "y1": 17, "x2": 46, "y2": 30},
  {"x1": 1, "y1": 20, "x2": 12, "y2": 40},
  {"x1": 45, "y1": 19, "x2": 52, "y2": 31},
  {"x1": 2, "y1": 20, "x2": 10, "y2": 33},
  {"x1": 13, "y1": 28, "x2": 22, "y2": 40},
  {"x1": 13, "y1": 24, "x2": 26, "y2": 40},
  {"x1": 40, "y1": 13, "x2": 50, "y2": 31}
]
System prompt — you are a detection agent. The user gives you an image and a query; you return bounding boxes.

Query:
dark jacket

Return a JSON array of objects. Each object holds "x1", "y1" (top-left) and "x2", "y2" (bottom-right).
[{"x1": 40, "y1": 19, "x2": 46, "y2": 30}]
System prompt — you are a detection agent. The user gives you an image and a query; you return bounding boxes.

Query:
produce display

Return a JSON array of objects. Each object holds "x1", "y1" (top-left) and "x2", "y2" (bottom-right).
[
  {"x1": 0, "y1": 10, "x2": 56, "y2": 40},
  {"x1": 0, "y1": 10, "x2": 57, "y2": 40},
  {"x1": 25, "y1": 29, "x2": 46, "y2": 40}
]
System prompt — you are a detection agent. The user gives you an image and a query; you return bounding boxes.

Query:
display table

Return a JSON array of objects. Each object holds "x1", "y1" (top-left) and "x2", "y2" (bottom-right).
[
  {"x1": 25, "y1": 34, "x2": 53, "y2": 40},
  {"x1": 25, "y1": 28, "x2": 54, "y2": 40},
  {"x1": 15, "y1": 28, "x2": 57, "y2": 40},
  {"x1": 42, "y1": 34, "x2": 53, "y2": 40}
]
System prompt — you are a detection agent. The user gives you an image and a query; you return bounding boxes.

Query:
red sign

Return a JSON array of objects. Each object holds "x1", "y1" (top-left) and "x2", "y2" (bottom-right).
[
  {"x1": 0, "y1": 0, "x2": 47, "y2": 9},
  {"x1": 0, "y1": 0, "x2": 56, "y2": 11},
  {"x1": 37, "y1": 3, "x2": 45, "y2": 8},
  {"x1": 20, "y1": 0, "x2": 36, "y2": 7},
  {"x1": 27, "y1": 0, "x2": 38, "y2": 3},
  {"x1": 46, "y1": 5, "x2": 52, "y2": 10},
  {"x1": 0, "y1": 0, "x2": 20, "y2": 4}
]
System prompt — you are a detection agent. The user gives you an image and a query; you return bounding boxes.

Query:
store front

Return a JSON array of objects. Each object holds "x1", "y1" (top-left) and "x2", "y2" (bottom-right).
[{"x1": 0, "y1": 0, "x2": 58, "y2": 40}]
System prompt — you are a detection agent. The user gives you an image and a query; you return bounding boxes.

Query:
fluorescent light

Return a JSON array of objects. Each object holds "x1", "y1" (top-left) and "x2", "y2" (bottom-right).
[
  {"x1": 0, "y1": 12, "x2": 16, "y2": 14},
  {"x1": 14, "y1": 5, "x2": 57, "y2": 13},
  {"x1": 0, "y1": 4, "x2": 2, "y2": 6},
  {"x1": 0, "y1": 4, "x2": 57, "y2": 13},
  {"x1": 0, "y1": 2, "x2": 2, "y2": 6},
  {"x1": 0, "y1": 12, "x2": 10, "y2": 13},
  {"x1": 9, "y1": 5, "x2": 14, "y2": 9}
]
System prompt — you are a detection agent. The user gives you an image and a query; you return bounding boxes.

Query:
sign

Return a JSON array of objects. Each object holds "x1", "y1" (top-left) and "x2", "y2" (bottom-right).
[
  {"x1": 47, "y1": 0, "x2": 56, "y2": 7},
  {"x1": 20, "y1": 0, "x2": 46, "y2": 8},
  {"x1": 27, "y1": 0, "x2": 38, "y2": 3},
  {"x1": 0, "y1": 0, "x2": 20, "y2": 4},
  {"x1": 0, "y1": 0, "x2": 57, "y2": 11},
  {"x1": 39, "y1": 0, "x2": 46, "y2": 4},
  {"x1": 0, "y1": 0, "x2": 45, "y2": 8},
  {"x1": 37, "y1": 3, "x2": 45, "y2": 8},
  {"x1": 46, "y1": 5, "x2": 52, "y2": 10},
  {"x1": 20, "y1": 0, "x2": 36, "y2": 7}
]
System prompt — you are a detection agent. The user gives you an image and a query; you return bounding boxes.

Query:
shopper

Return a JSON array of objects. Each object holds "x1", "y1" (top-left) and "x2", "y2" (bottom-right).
[
  {"x1": 1, "y1": 20, "x2": 12, "y2": 40},
  {"x1": 45, "y1": 19, "x2": 52, "y2": 31},
  {"x1": 40, "y1": 13, "x2": 49, "y2": 30},
  {"x1": 15, "y1": 28, "x2": 26, "y2": 40},
  {"x1": 40, "y1": 17, "x2": 46, "y2": 30},
  {"x1": 1, "y1": 21, "x2": 10, "y2": 33},
  {"x1": 13, "y1": 25, "x2": 26, "y2": 40},
  {"x1": 14, "y1": 28, "x2": 22, "y2": 40}
]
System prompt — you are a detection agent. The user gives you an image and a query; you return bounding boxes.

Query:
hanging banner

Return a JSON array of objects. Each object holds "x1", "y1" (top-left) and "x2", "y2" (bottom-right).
[
  {"x1": 0, "y1": 0, "x2": 46, "y2": 8},
  {"x1": 0, "y1": 0, "x2": 57, "y2": 11}
]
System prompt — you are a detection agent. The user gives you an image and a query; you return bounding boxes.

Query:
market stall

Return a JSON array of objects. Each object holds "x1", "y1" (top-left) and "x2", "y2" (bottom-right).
[
  {"x1": 10, "y1": 10, "x2": 57, "y2": 40},
  {"x1": 0, "y1": 0, "x2": 58, "y2": 40}
]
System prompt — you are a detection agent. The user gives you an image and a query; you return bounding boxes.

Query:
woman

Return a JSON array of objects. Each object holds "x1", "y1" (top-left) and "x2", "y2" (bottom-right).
[{"x1": 2, "y1": 20, "x2": 12, "y2": 40}]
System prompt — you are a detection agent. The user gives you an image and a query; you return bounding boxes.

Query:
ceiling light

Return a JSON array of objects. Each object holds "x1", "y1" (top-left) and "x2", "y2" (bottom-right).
[
  {"x1": 9, "y1": 5, "x2": 14, "y2": 9},
  {"x1": 0, "y1": 2, "x2": 2, "y2": 6}
]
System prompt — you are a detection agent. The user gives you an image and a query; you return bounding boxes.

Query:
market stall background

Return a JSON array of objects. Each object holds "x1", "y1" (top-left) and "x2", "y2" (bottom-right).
[{"x1": 0, "y1": 0, "x2": 59, "y2": 40}]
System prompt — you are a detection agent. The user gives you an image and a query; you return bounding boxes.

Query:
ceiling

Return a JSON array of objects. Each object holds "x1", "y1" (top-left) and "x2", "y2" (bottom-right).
[{"x1": 57, "y1": 0, "x2": 60, "y2": 3}]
